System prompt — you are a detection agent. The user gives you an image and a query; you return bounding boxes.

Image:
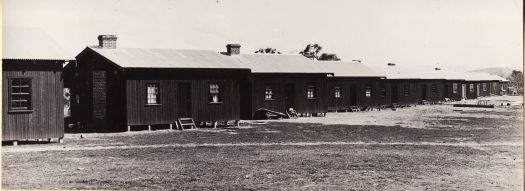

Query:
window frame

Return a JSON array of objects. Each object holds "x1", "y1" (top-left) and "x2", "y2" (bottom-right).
[
  {"x1": 469, "y1": 84, "x2": 474, "y2": 93},
  {"x1": 403, "y1": 85, "x2": 410, "y2": 97},
  {"x1": 365, "y1": 85, "x2": 372, "y2": 98},
  {"x1": 264, "y1": 84, "x2": 275, "y2": 101},
  {"x1": 482, "y1": 83, "x2": 487, "y2": 91},
  {"x1": 209, "y1": 83, "x2": 223, "y2": 104},
  {"x1": 146, "y1": 83, "x2": 161, "y2": 105},
  {"x1": 431, "y1": 84, "x2": 438, "y2": 95},
  {"x1": 452, "y1": 83, "x2": 458, "y2": 94},
  {"x1": 8, "y1": 77, "x2": 33, "y2": 113},
  {"x1": 334, "y1": 86, "x2": 342, "y2": 99},
  {"x1": 306, "y1": 83, "x2": 317, "y2": 99}
]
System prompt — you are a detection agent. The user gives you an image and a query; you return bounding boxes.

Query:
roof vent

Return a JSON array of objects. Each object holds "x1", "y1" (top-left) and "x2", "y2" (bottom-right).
[
  {"x1": 98, "y1": 35, "x2": 117, "y2": 49},
  {"x1": 435, "y1": 68, "x2": 441, "y2": 70},
  {"x1": 387, "y1": 63, "x2": 396, "y2": 66},
  {"x1": 352, "y1": 59, "x2": 362, "y2": 63}
]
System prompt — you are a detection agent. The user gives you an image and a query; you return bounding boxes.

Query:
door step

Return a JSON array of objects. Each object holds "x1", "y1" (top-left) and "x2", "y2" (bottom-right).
[{"x1": 178, "y1": 118, "x2": 197, "y2": 129}]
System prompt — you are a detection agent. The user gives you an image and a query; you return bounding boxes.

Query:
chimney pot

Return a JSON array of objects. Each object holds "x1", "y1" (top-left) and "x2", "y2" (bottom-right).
[
  {"x1": 226, "y1": 44, "x2": 241, "y2": 55},
  {"x1": 98, "y1": 35, "x2": 118, "y2": 49}
]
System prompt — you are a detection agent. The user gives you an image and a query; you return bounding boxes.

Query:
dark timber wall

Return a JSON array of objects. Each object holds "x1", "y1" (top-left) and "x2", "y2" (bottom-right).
[
  {"x1": 2, "y1": 59, "x2": 64, "y2": 141},
  {"x1": 241, "y1": 73, "x2": 328, "y2": 119},
  {"x1": 125, "y1": 79, "x2": 241, "y2": 126},
  {"x1": 327, "y1": 77, "x2": 383, "y2": 111}
]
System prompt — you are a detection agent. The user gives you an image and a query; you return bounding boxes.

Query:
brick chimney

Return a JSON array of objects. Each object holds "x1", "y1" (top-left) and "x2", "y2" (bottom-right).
[
  {"x1": 226, "y1": 44, "x2": 241, "y2": 55},
  {"x1": 98, "y1": 35, "x2": 118, "y2": 49}
]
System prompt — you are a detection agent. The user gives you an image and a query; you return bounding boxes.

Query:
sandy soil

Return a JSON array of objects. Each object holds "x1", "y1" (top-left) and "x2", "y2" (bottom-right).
[{"x1": 2, "y1": 96, "x2": 523, "y2": 190}]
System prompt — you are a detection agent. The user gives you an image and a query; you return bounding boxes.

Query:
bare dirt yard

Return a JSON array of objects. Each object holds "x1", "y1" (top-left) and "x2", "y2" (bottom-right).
[{"x1": 2, "y1": 96, "x2": 523, "y2": 190}]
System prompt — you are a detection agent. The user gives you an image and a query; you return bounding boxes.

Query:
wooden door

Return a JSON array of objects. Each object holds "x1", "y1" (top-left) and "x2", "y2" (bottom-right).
[
  {"x1": 177, "y1": 83, "x2": 191, "y2": 118},
  {"x1": 421, "y1": 84, "x2": 427, "y2": 100},
  {"x1": 391, "y1": 84, "x2": 398, "y2": 103},
  {"x1": 284, "y1": 84, "x2": 295, "y2": 110},
  {"x1": 350, "y1": 84, "x2": 357, "y2": 106}
]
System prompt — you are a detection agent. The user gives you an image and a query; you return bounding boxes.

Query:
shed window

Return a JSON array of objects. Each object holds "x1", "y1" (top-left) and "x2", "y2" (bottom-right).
[
  {"x1": 469, "y1": 84, "x2": 474, "y2": 93},
  {"x1": 452, "y1": 83, "x2": 458, "y2": 94},
  {"x1": 209, "y1": 83, "x2": 222, "y2": 103},
  {"x1": 403, "y1": 85, "x2": 410, "y2": 97},
  {"x1": 482, "y1": 83, "x2": 487, "y2": 91},
  {"x1": 365, "y1": 85, "x2": 372, "y2": 97},
  {"x1": 265, "y1": 85, "x2": 274, "y2": 100},
  {"x1": 146, "y1": 83, "x2": 160, "y2": 104},
  {"x1": 9, "y1": 78, "x2": 32, "y2": 111},
  {"x1": 307, "y1": 83, "x2": 316, "y2": 99},
  {"x1": 431, "y1": 84, "x2": 438, "y2": 95},
  {"x1": 334, "y1": 86, "x2": 341, "y2": 98},
  {"x1": 380, "y1": 86, "x2": 386, "y2": 98}
]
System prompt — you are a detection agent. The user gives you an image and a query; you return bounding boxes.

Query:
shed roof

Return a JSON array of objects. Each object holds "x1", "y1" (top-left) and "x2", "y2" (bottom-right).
[
  {"x1": 317, "y1": 61, "x2": 385, "y2": 78},
  {"x1": 233, "y1": 54, "x2": 331, "y2": 74},
  {"x1": 89, "y1": 47, "x2": 250, "y2": 69},
  {"x1": 3, "y1": 27, "x2": 73, "y2": 60}
]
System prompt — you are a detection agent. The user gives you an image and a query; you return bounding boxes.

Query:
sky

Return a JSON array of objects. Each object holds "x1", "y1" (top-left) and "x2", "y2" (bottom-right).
[{"x1": 3, "y1": 0, "x2": 523, "y2": 71}]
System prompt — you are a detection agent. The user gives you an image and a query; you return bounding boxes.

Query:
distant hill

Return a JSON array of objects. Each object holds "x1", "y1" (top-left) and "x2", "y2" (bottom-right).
[{"x1": 468, "y1": 67, "x2": 519, "y2": 79}]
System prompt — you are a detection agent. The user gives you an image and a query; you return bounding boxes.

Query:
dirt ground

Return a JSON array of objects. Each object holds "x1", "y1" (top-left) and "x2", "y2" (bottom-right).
[{"x1": 2, "y1": 96, "x2": 523, "y2": 190}]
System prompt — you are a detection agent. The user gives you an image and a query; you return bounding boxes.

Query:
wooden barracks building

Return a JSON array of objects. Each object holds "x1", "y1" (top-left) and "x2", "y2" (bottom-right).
[{"x1": 2, "y1": 32, "x2": 512, "y2": 140}]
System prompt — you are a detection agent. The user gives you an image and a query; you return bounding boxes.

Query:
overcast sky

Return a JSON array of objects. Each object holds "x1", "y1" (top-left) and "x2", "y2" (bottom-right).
[{"x1": 3, "y1": 0, "x2": 523, "y2": 71}]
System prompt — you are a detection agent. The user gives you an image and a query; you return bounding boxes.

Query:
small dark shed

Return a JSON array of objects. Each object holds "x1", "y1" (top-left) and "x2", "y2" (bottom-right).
[
  {"x1": 2, "y1": 28, "x2": 71, "y2": 144},
  {"x1": 225, "y1": 45, "x2": 331, "y2": 119},
  {"x1": 65, "y1": 36, "x2": 251, "y2": 132}
]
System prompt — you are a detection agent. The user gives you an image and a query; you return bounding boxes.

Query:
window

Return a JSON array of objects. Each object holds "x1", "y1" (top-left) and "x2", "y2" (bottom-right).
[
  {"x1": 365, "y1": 85, "x2": 372, "y2": 97},
  {"x1": 209, "y1": 83, "x2": 221, "y2": 103},
  {"x1": 469, "y1": 84, "x2": 474, "y2": 93},
  {"x1": 482, "y1": 83, "x2": 487, "y2": 91},
  {"x1": 431, "y1": 84, "x2": 437, "y2": 95},
  {"x1": 146, "y1": 83, "x2": 160, "y2": 104},
  {"x1": 265, "y1": 85, "x2": 274, "y2": 100},
  {"x1": 334, "y1": 86, "x2": 341, "y2": 98},
  {"x1": 307, "y1": 83, "x2": 316, "y2": 99},
  {"x1": 452, "y1": 83, "x2": 458, "y2": 94},
  {"x1": 76, "y1": 95, "x2": 80, "y2": 104},
  {"x1": 403, "y1": 85, "x2": 410, "y2": 97},
  {"x1": 9, "y1": 78, "x2": 32, "y2": 111},
  {"x1": 493, "y1": 82, "x2": 497, "y2": 91},
  {"x1": 380, "y1": 86, "x2": 386, "y2": 98}
]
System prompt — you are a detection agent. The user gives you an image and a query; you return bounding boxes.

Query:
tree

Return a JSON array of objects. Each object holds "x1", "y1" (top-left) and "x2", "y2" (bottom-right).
[
  {"x1": 318, "y1": 53, "x2": 341, "y2": 61},
  {"x1": 507, "y1": 70, "x2": 523, "y2": 94},
  {"x1": 254, "y1": 48, "x2": 282, "y2": 54},
  {"x1": 299, "y1": 44, "x2": 322, "y2": 60},
  {"x1": 299, "y1": 44, "x2": 341, "y2": 61}
]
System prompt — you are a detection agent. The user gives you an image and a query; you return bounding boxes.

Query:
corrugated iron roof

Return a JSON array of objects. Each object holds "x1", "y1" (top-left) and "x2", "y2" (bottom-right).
[
  {"x1": 3, "y1": 27, "x2": 73, "y2": 60},
  {"x1": 234, "y1": 54, "x2": 331, "y2": 74},
  {"x1": 374, "y1": 66, "x2": 508, "y2": 81},
  {"x1": 317, "y1": 61, "x2": 385, "y2": 78},
  {"x1": 90, "y1": 47, "x2": 250, "y2": 69}
]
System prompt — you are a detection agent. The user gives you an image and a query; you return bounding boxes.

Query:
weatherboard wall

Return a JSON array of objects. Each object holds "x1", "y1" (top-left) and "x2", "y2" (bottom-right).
[{"x1": 2, "y1": 60, "x2": 64, "y2": 141}]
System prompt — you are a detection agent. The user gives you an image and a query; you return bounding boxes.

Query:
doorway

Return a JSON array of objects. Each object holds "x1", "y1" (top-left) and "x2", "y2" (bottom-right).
[
  {"x1": 391, "y1": 84, "x2": 398, "y2": 104},
  {"x1": 421, "y1": 84, "x2": 427, "y2": 100},
  {"x1": 284, "y1": 84, "x2": 295, "y2": 110},
  {"x1": 461, "y1": 84, "x2": 466, "y2": 100},
  {"x1": 350, "y1": 84, "x2": 357, "y2": 106},
  {"x1": 177, "y1": 83, "x2": 191, "y2": 118}
]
